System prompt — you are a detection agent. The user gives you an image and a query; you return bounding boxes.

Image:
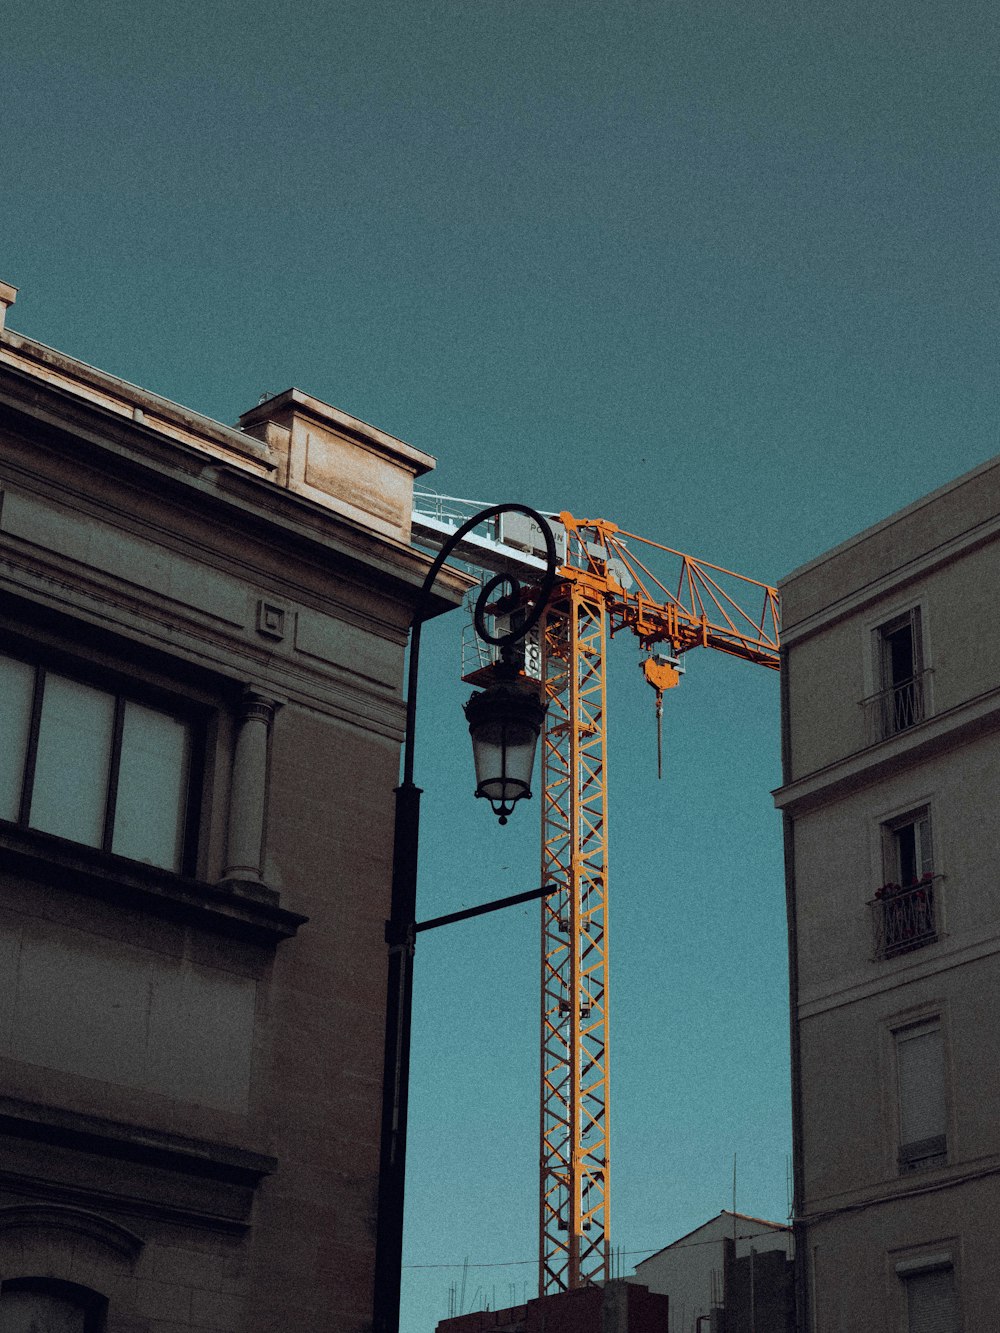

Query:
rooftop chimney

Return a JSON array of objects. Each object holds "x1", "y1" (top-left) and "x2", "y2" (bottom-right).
[{"x1": 238, "y1": 388, "x2": 435, "y2": 544}]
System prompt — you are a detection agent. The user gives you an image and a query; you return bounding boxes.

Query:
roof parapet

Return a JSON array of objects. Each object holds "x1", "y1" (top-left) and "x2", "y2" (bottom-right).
[
  {"x1": 238, "y1": 388, "x2": 435, "y2": 544},
  {"x1": 0, "y1": 281, "x2": 437, "y2": 548}
]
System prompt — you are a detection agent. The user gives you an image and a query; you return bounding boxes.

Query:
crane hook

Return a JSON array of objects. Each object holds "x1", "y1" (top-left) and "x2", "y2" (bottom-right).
[{"x1": 641, "y1": 653, "x2": 681, "y2": 780}]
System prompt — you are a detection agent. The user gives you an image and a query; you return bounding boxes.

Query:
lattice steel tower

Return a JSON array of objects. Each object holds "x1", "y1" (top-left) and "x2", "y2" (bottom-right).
[{"x1": 411, "y1": 497, "x2": 781, "y2": 1298}]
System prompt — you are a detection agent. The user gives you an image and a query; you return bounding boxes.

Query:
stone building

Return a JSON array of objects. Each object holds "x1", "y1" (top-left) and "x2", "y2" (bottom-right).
[
  {"x1": 628, "y1": 1210, "x2": 792, "y2": 1333},
  {"x1": 774, "y1": 454, "x2": 1000, "y2": 1329},
  {"x1": 0, "y1": 280, "x2": 465, "y2": 1331},
  {"x1": 435, "y1": 1279, "x2": 669, "y2": 1333}
]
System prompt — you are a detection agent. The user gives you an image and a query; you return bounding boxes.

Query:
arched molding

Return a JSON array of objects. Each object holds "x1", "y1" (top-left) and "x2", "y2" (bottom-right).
[{"x1": 0, "y1": 1203, "x2": 144, "y2": 1263}]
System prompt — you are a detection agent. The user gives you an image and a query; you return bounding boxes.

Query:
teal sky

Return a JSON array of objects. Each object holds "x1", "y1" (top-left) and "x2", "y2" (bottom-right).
[{"x1": 5, "y1": 1, "x2": 999, "y2": 1327}]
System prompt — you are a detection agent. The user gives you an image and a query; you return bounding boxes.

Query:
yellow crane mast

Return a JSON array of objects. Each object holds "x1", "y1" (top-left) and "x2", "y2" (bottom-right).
[
  {"x1": 537, "y1": 514, "x2": 780, "y2": 1294},
  {"x1": 413, "y1": 495, "x2": 780, "y2": 1298}
]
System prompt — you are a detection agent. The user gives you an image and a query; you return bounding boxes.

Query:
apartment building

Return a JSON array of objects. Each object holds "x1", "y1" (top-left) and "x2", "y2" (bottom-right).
[
  {"x1": 0, "y1": 281, "x2": 465, "y2": 1331},
  {"x1": 629, "y1": 1210, "x2": 793, "y2": 1333},
  {"x1": 774, "y1": 454, "x2": 1000, "y2": 1329},
  {"x1": 435, "y1": 1279, "x2": 669, "y2": 1333}
]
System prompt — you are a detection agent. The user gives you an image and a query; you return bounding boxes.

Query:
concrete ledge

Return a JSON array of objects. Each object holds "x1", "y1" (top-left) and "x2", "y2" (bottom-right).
[
  {"x1": 0, "y1": 825, "x2": 307, "y2": 946},
  {"x1": 0, "y1": 328, "x2": 273, "y2": 470},
  {"x1": 0, "y1": 1096, "x2": 276, "y2": 1187},
  {"x1": 0, "y1": 1096, "x2": 277, "y2": 1234},
  {"x1": 773, "y1": 683, "x2": 1000, "y2": 816}
]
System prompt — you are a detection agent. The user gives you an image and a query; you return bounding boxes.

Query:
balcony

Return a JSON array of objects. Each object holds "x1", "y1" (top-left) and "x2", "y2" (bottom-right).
[
  {"x1": 861, "y1": 671, "x2": 928, "y2": 746},
  {"x1": 870, "y1": 877, "x2": 938, "y2": 960}
]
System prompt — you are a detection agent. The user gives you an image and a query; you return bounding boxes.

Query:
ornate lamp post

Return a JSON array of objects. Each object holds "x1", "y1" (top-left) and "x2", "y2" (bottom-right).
[
  {"x1": 465, "y1": 669, "x2": 548, "y2": 824},
  {"x1": 372, "y1": 504, "x2": 558, "y2": 1333}
]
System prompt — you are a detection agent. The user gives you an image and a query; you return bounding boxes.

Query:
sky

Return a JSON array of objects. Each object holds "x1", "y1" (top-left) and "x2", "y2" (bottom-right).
[{"x1": 4, "y1": 1, "x2": 1000, "y2": 1328}]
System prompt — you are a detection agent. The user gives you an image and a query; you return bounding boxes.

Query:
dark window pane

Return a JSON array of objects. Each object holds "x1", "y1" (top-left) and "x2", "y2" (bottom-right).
[
  {"x1": 111, "y1": 700, "x2": 190, "y2": 870},
  {"x1": 896, "y1": 824, "x2": 918, "y2": 885},
  {"x1": 30, "y1": 674, "x2": 114, "y2": 847},
  {"x1": 886, "y1": 624, "x2": 915, "y2": 688},
  {"x1": 0, "y1": 1288, "x2": 88, "y2": 1333},
  {"x1": 0, "y1": 656, "x2": 34, "y2": 821}
]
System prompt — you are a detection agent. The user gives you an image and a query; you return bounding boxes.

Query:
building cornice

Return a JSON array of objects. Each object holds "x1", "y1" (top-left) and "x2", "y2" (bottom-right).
[
  {"x1": 797, "y1": 922, "x2": 1000, "y2": 1019},
  {"x1": 779, "y1": 449, "x2": 1000, "y2": 598},
  {"x1": 0, "y1": 329, "x2": 273, "y2": 470},
  {"x1": 798, "y1": 1153, "x2": 1000, "y2": 1227},
  {"x1": 0, "y1": 823, "x2": 308, "y2": 946},
  {"x1": 0, "y1": 359, "x2": 470, "y2": 619},
  {"x1": 780, "y1": 507, "x2": 1000, "y2": 646}
]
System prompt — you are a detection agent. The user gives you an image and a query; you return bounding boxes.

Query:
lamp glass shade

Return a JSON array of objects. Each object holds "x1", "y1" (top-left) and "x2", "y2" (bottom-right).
[{"x1": 464, "y1": 678, "x2": 546, "y2": 823}]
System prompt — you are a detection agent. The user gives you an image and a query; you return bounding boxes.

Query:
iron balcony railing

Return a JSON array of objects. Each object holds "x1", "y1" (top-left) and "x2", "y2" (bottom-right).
[
  {"x1": 870, "y1": 877, "x2": 938, "y2": 960},
  {"x1": 861, "y1": 671, "x2": 928, "y2": 745}
]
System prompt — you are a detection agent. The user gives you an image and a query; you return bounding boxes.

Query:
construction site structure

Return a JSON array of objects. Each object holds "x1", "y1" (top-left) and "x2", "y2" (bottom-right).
[{"x1": 412, "y1": 496, "x2": 781, "y2": 1296}]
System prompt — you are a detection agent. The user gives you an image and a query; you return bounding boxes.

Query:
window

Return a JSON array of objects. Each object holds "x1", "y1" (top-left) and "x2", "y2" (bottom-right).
[
  {"x1": 895, "y1": 1019, "x2": 947, "y2": 1171},
  {"x1": 872, "y1": 809, "x2": 937, "y2": 958},
  {"x1": 865, "y1": 608, "x2": 926, "y2": 742},
  {"x1": 887, "y1": 808, "x2": 933, "y2": 888},
  {"x1": 0, "y1": 1277, "x2": 107, "y2": 1333},
  {"x1": 880, "y1": 609, "x2": 922, "y2": 690},
  {"x1": 0, "y1": 651, "x2": 195, "y2": 874},
  {"x1": 898, "y1": 1259, "x2": 958, "y2": 1333}
]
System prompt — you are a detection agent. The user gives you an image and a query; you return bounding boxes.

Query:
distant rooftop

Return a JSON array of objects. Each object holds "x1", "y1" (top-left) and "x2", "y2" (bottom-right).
[{"x1": 634, "y1": 1209, "x2": 791, "y2": 1267}]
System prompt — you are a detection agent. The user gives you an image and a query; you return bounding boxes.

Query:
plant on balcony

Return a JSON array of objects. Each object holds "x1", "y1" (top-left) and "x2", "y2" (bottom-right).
[
  {"x1": 876, "y1": 871, "x2": 933, "y2": 900},
  {"x1": 872, "y1": 873, "x2": 936, "y2": 958}
]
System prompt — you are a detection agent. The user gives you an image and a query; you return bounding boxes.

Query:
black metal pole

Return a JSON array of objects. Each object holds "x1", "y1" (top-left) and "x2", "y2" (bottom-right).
[
  {"x1": 371, "y1": 505, "x2": 557, "y2": 1333},
  {"x1": 416, "y1": 883, "x2": 553, "y2": 934},
  {"x1": 372, "y1": 780, "x2": 421, "y2": 1333}
]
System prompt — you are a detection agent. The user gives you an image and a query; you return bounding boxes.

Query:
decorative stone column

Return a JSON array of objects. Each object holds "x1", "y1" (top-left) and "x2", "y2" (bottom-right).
[{"x1": 222, "y1": 689, "x2": 279, "y2": 888}]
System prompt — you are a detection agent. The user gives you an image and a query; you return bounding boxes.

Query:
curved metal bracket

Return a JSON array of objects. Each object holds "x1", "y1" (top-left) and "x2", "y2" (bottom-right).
[{"x1": 402, "y1": 503, "x2": 558, "y2": 786}]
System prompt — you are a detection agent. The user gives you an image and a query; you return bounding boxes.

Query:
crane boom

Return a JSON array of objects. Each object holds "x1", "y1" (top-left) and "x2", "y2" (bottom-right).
[{"x1": 558, "y1": 513, "x2": 780, "y2": 668}]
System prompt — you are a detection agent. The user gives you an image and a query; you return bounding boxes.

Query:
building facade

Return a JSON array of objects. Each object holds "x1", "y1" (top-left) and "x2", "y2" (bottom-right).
[
  {"x1": 0, "y1": 281, "x2": 465, "y2": 1331},
  {"x1": 435, "y1": 1279, "x2": 669, "y2": 1333},
  {"x1": 775, "y1": 456, "x2": 1000, "y2": 1330},
  {"x1": 629, "y1": 1210, "x2": 792, "y2": 1333}
]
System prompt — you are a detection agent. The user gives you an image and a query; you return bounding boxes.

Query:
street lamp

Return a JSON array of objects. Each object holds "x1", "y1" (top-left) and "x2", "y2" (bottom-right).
[
  {"x1": 372, "y1": 504, "x2": 558, "y2": 1333},
  {"x1": 465, "y1": 668, "x2": 548, "y2": 824}
]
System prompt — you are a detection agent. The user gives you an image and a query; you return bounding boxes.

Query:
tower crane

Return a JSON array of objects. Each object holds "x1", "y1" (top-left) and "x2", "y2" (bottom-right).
[{"x1": 412, "y1": 497, "x2": 781, "y2": 1297}]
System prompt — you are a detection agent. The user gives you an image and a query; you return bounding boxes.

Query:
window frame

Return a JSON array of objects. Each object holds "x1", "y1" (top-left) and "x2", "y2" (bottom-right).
[
  {"x1": 892, "y1": 1015, "x2": 949, "y2": 1174},
  {"x1": 882, "y1": 805, "x2": 934, "y2": 888},
  {"x1": 861, "y1": 599, "x2": 933, "y2": 745},
  {"x1": 894, "y1": 1251, "x2": 961, "y2": 1333},
  {"x1": 877, "y1": 608, "x2": 924, "y2": 693},
  {"x1": 0, "y1": 643, "x2": 206, "y2": 878},
  {"x1": 869, "y1": 801, "x2": 942, "y2": 961}
]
